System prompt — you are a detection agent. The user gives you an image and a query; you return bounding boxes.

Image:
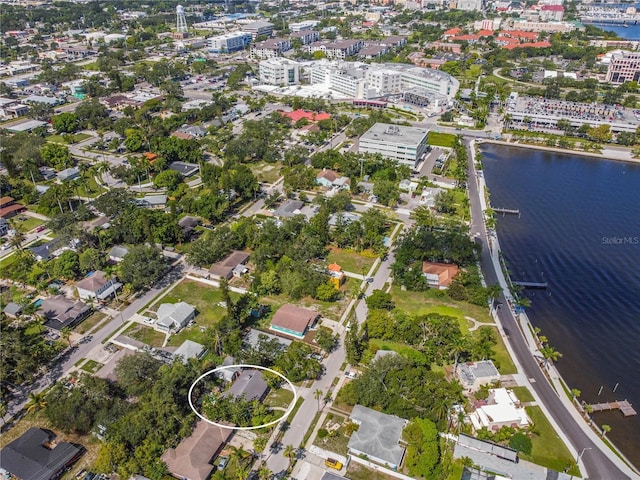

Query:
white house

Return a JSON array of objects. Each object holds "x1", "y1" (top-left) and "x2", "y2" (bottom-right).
[
  {"x1": 469, "y1": 388, "x2": 531, "y2": 432},
  {"x1": 156, "y1": 302, "x2": 196, "y2": 332},
  {"x1": 75, "y1": 270, "x2": 122, "y2": 301}
]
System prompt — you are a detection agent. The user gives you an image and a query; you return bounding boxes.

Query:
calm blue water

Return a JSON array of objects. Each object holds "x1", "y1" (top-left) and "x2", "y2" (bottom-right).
[
  {"x1": 481, "y1": 145, "x2": 640, "y2": 468},
  {"x1": 589, "y1": 23, "x2": 640, "y2": 40}
]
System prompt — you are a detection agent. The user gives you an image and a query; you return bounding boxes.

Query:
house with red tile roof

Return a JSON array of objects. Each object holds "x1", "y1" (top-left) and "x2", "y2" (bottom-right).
[{"x1": 281, "y1": 109, "x2": 331, "y2": 123}]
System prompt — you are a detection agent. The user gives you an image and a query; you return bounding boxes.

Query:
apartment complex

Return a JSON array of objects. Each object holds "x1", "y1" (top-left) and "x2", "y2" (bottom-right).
[
  {"x1": 359, "y1": 123, "x2": 430, "y2": 166},
  {"x1": 207, "y1": 32, "x2": 252, "y2": 53},
  {"x1": 290, "y1": 20, "x2": 320, "y2": 32},
  {"x1": 250, "y1": 38, "x2": 292, "y2": 59},
  {"x1": 259, "y1": 58, "x2": 301, "y2": 85},
  {"x1": 605, "y1": 50, "x2": 640, "y2": 84}
]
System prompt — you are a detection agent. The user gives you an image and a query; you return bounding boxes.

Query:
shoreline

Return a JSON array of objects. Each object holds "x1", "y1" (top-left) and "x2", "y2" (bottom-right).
[
  {"x1": 471, "y1": 140, "x2": 640, "y2": 478},
  {"x1": 480, "y1": 139, "x2": 640, "y2": 166}
]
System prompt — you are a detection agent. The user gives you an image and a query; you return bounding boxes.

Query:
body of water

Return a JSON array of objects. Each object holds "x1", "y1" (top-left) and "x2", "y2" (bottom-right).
[
  {"x1": 587, "y1": 23, "x2": 640, "y2": 40},
  {"x1": 480, "y1": 144, "x2": 640, "y2": 469}
]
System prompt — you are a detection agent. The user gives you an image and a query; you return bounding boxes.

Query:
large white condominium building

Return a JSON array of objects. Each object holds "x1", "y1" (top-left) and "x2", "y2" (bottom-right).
[
  {"x1": 208, "y1": 32, "x2": 252, "y2": 53},
  {"x1": 359, "y1": 123, "x2": 430, "y2": 167},
  {"x1": 605, "y1": 50, "x2": 640, "y2": 84}
]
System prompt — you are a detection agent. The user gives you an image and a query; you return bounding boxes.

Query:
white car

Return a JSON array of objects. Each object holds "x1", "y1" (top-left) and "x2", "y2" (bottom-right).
[{"x1": 1, "y1": 243, "x2": 10, "y2": 251}]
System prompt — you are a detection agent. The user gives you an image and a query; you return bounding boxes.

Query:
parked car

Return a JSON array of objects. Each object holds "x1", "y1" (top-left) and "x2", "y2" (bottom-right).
[{"x1": 36, "y1": 225, "x2": 46, "y2": 232}]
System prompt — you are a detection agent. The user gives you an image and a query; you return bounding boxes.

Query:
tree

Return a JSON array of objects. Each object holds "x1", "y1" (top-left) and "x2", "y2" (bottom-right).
[
  {"x1": 587, "y1": 124, "x2": 612, "y2": 143},
  {"x1": 114, "y1": 351, "x2": 162, "y2": 396},
  {"x1": 26, "y1": 391, "x2": 48, "y2": 415},
  {"x1": 314, "y1": 326, "x2": 337, "y2": 352},
  {"x1": 509, "y1": 432, "x2": 532, "y2": 454},
  {"x1": 119, "y1": 245, "x2": 166, "y2": 291},
  {"x1": 345, "y1": 317, "x2": 365, "y2": 364},
  {"x1": 373, "y1": 179, "x2": 399, "y2": 207},
  {"x1": 52, "y1": 112, "x2": 78, "y2": 134},
  {"x1": 540, "y1": 345, "x2": 563, "y2": 367},
  {"x1": 53, "y1": 250, "x2": 81, "y2": 280},
  {"x1": 365, "y1": 289, "x2": 395, "y2": 310},
  {"x1": 153, "y1": 169, "x2": 183, "y2": 192},
  {"x1": 40, "y1": 143, "x2": 73, "y2": 170},
  {"x1": 601, "y1": 424, "x2": 611, "y2": 437},
  {"x1": 315, "y1": 282, "x2": 339, "y2": 302},
  {"x1": 283, "y1": 444, "x2": 296, "y2": 472},
  {"x1": 402, "y1": 418, "x2": 440, "y2": 478},
  {"x1": 92, "y1": 189, "x2": 134, "y2": 217},
  {"x1": 61, "y1": 327, "x2": 73, "y2": 348},
  {"x1": 314, "y1": 389, "x2": 323, "y2": 412},
  {"x1": 79, "y1": 248, "x2": 105, "y2": 273}
]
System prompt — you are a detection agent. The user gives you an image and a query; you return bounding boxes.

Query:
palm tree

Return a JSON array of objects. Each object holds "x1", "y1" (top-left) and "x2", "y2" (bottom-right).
[
  {"x1": 8, "y1": 220, "x2": 25, "y2": 251},
  {"x1": 26, "y1": 391, "x2": 47, "y2": 415},
  {"x1": 601, "y1": 424, "x2": 611, "y2": 437},
  {"x1": 314, "y1": 389, "x2": 323, "y2": 412},
  {"x1": 570, "y1": 388, "x2": 581, "y2": 403},
  {"x1": 61, "y1": 327, "x2": 72, "y2": 348},
  {"x1": 540, "y1": 345, "x2": 562, "y2": 368},
  {"x1": 283, "y1": 444, "x2": 296, "y2": 472},
  {"x1": 258, "y1": 464, "x2": 272, "y2": 480}
]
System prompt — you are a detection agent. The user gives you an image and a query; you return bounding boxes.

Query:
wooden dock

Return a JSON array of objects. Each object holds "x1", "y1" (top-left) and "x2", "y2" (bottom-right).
[
  {"x1": 588, "y1": 400, "x2": 637, "y2": 417},
  {"x1": 513, "y1": 281, "x2": 548, "y2": 289},
  {"x1": 494, "y1": 207, "x2": 520, "y2": 216}
]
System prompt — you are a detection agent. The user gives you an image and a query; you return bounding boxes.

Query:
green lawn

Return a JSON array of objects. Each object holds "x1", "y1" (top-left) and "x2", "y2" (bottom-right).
[
  {"x1": 161, "y1": 280, "x2": 235, "y2": 347},
  {"x1": 74, "y1": 311, "x2": 107, "y2": 335},
  {"x1": 511, "y1": 385, "x2": 535, "y2": 403},
  {"x1": 12, "y1": 216, "x2": 44, "y2": 232},
  {"x1": 428, "y1": 132, "x2": 457, "y2": 148},
  {"x1": 123, "y1": 323, "x2": 165, "y2": 347},
  {"x1": 523, "y1": 406, "x2": 580, "y2": 476},
  {"x1": 264, "y1": 388, "x2": 295, "y2": 409},
  {"x1": 77, "y1": 172, "x2": 107, "y2": 198},
  {"x1": 327, "y1": 247, "x2": 376, "y2": 275},
  {"x1": 347, "y1": 462, "x2": 397, "y2": 480},
  {"x1": 47, "y1": 133, "x2": 91, "y2": 144},
  {"x1": 80, "y1": 359, "x2": 103, "y2": 374}
]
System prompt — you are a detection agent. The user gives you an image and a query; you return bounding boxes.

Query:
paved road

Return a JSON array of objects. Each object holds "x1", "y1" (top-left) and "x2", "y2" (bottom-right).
[
  {"x1": 2, "y1": 264, "x2": 184, "y2": 424},
  {"x1": 464, "y1": 139, "x2": 635, "y2": 480}
]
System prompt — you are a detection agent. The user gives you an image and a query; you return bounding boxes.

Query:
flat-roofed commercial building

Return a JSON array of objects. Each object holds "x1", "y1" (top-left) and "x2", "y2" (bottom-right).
[
  {"x1": 259, "y1": 58, "x2": 300, "y2": 85},
  {"x1": 359, "y1": 123, "x2": 429, "y2": 167},
  {"x1": 605, "y1": 50, "x2": 640, "y2": 84},
  {"x1": 208, "y1": 32, "x2": 252, "y2": 53},
  {"x1": 242, "y1": 20, "x2": 274, "y2": 39}
]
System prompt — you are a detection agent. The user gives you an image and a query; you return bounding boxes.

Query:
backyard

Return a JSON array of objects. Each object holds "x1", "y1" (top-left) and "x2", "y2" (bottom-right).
[
  {"x1": 123, "y1": 322, "x2": 165, "y2": 348},
  {"x1": 250, "y1": 161, "x2": 282, "y2": 184},
  {"x1": 326, "y1": 247, "x2": 376, "y2": 275}
]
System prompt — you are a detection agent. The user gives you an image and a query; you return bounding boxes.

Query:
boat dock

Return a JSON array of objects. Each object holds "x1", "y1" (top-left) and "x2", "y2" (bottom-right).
[
  {"x1": 513, "y1": 281, "x2": 548, "y2": 289},
  {"x1": 494, "y1": 207, "x2": 520, "y2": 216},
  {"x1": 589, "y1": 400, "x2": 637, "y2": 417}
]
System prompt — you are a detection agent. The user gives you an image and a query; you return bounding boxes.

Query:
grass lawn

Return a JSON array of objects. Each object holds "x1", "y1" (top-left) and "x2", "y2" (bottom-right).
[
  {"x1": 511, "y1": 385, "x2": 535, "y2": 403},
  {"x1": 523, "y1": 406, "x2": 580, "y2": 476},
  {"x1": 346, "y1": 462, "x2": 397, "y2": 480},
  {"x1": 77, "y1": 172, "x2": 106, "y2": 198},
  {"x1": 47, "y1": 133, "x2": 91, "y2": 144},
  {"x1": 161, "y1": 280, "x2": 236, "y2": 347},
  {"x1": 313, "y1": 413, "x2": 351, "y2": 456},
  {"x1": 428, "y1": 132, "x2": 457, "y2": 148},
  {"x1": 12, "y1": 215, "x2": 44, "y2": 232},
  {"x1": 0, "y1": 253, "x2": 19, "y2": 271},
  {"x1": 485, "y1": 327, "x2": 517, "y2": 374},
  {"x1": 327, "y1": 247, "x2": 376, "y2": 275},
  {"x1": 123, "y1": 323, "x2": 165, "y2": 347},
  {"x1": 80, "y1": 359, "x2": 103, "y2": 374},
  {"x1": 74, "y1": 311, "x2": 108, "y2": 334},
  {"x1": 250, "y1": 161, "x2": 282, "y2": 184},
  {"x1": 264, "y1": 388, "x2": 295, "y2": 409}
]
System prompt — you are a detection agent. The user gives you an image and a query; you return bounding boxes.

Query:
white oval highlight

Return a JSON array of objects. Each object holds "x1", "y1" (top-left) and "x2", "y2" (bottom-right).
[{"x1": 188, "y1": 364, "x2": 298, "y2": 431}]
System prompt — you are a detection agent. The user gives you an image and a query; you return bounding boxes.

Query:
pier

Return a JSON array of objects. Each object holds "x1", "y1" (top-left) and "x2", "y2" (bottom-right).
[
  {"x1": 588, "y1": 400, "x2": 637, "y2": 417},
  {"x1": 494, "y1": 207, "x2": 520, "y2": 216},
  {"x1": 512, "y1": 281, "x2": 548, "y2": 289}
]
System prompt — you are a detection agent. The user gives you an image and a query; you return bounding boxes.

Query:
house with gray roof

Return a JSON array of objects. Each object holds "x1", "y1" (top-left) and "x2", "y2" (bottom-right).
[
  {"x1": 30, "y1": 240, "x2": 57, "y2": 261},
  {"x1": 173, "y1": 340, "x2": 206, "y2": 363},
  {"x1": 75, "y1": 270, "x2": 121, "y2": 301},
  {"x1": 456, "y1": 360, "x2": 500, "y2": 393},
  {"x1": 209, "y1": 250, "x2": 250, "y2": 280},
  {"x1": 224, "y1": 369, "x2": 269, "y2": 402},
  {"x1": 136, "y1": 194, "x2": 167, "y2": 209},
  {"x1": 169, "y1": 161, "x2": 200, "y2": 177},
  {"x1": 274, "y1": 199, "x2": 304, "y2": 218},
  {"x1": 3, "y1": 301, "x2": 23, "y2": 318},
  {"x1": 108, "y1": 245, "x2": 129, "y2": 263},
  {"x1": 372, "y1": 349, "x2": 399, "y2": 363},
  {"x1": 156, "y1": 301, "x2": 195, "y2": 332},
  {"x1": 347, "y1": 405, "x2": 408, "y2": 471},
  {"x1": 0, "y1": 428, "x2": 83, "y2": 480},
  {"x1": 244, "y1": 328, "x2": 292, "y2": 350},
  {"x1": 57, "y1": 167, "x2": 80, "y2": 183},
  {"x1": 39, "y1": 296, "x2": 91, "y2": 331}
]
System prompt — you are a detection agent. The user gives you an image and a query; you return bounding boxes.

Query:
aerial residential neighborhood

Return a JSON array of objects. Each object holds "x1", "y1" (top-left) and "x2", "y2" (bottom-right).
[{"x1": 1, "y1": 1, "x2": 639, "y2": 480}]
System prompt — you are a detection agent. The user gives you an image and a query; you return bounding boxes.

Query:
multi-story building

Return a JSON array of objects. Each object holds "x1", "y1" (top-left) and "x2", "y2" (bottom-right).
[
  {"x1": 511, "y1": 20, "x2": 575, "y2": 33},
  {"x1": 365, "y1": 68, "x2": 402, "y2": 93},
  {"x1": 259, "y1": 58, "x2": 301, "y2": 85},
  {"x1": 208, "y1": 32, "x2": 252, "y2": 53},
  {"x1": 358, "y1": 123, "x2": 430, "y2": 167},
  {"x1": 241, "y1": 20, "x2": 274, "y2": 39},
  {"x1": 605, "y1": 50, "x2": 640, "y2": 84},
  {"x1": 539, "y1": 4, "x2": 564, "y2": 21},
  {"x1": 308, "y1": 40, "x2": 364, "y2": 59},
  {"x1": 250, "y1": 38, "x2": 292, "y2": 59},
  {"x1": 454, "y1": 0, "x2": 483, "y2": 11},
  {"x1": 290, "y1": 20, "x2": 320, "y2": 32},
  {"x1": 290, "y1": 30, "x2": 320, "y2": 46}
]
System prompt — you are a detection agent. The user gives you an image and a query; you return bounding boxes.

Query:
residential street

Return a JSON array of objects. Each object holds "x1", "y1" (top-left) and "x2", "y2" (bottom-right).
[{"x1": 465, "y1": 139, "x2": 637, "y2": 480}]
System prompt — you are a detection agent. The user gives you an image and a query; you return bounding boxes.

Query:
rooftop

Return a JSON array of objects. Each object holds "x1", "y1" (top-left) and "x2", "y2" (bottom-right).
[
  {"x1": 348, "y1": 405, "x2": 407, "y2": 468},
  {"x1": 271, "y1": 304, "x2": 319, "y2": 335},
  {"x1": 224, "y1": 369, "x2": 269, "y2": 401},
  {"x1": 361, "y1": 123, "x2": 429, "y2": 146}
]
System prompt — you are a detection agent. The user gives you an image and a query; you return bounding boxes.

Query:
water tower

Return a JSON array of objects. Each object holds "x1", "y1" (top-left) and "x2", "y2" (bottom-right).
[{"x1": 176, "y1": 5, "x2": 188, "y2": 34}]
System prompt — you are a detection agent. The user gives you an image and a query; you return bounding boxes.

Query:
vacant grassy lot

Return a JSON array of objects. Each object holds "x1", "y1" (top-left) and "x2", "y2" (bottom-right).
[
  {"x1": 11, "y1": 215, "x2": 44, "y2": 232},
  {"x1": 390, "y1": 286, "x2": 516, "y2": 374},
  {"x1": 427, "y1": 132, "x2": 457, "y2": 148},
  {"x1": 250, "y1": 161, "x2": 282, "y2": 184},
  {"x1": 80, "y1": 359, "x2": 103, "y2": 374},
  {"x1": 346, "y1": 462, "x2": 397, "y2": 480},
  {"x1": 326, "y1": 247, "x2": 376, "y2": 275},
  {"x1": 124, "y1": 323, "x2": 165, "y2": 347},
  {"x1": 264, "y1": 387, "x2": 295, "y2": 409},
  {"x1": 47, "y1": 133, "x2": 92, "y2": 144},
  {"x1": 74, "y1": 311, "x2": 107, "y2": 335},
  {"x1": 313, "y1": 413, "x2": 350, "y2": 456},
  {"x1": 523, "y1": 406, "x2": 580, "y2": 475}
]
